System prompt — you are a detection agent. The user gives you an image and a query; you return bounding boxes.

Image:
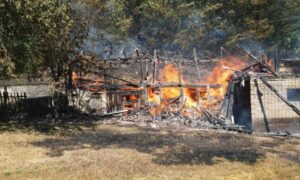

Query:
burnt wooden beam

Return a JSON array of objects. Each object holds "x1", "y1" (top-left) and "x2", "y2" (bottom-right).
[
  {"x1": 207, "y1": 84, "x2": 212, "y2": 103},
  {"x1": 193, "y1": 48, "x2": 203, "y2": 105},
  {"x1": 226, "y1": 80, "x2": 235, "y2": 119},
  {"x1": 281, "y1": 59, "x2": 300, "y2": 61},
  {"x1": 274, "y1": 50, "x2": 279, "y2": 72},
  {"x1": 146, "y1": 83, "x2": 222, "y2": 88},
  {"x1": 196, "y1": 88, "x2": 200, "y2": 106},
  {"x1": 119, "y1": 48, "x2": 127, "y2": 59},
  {"x1": 235, "y1": 45, "x2": 279, "y2": 78},
  {"x1": 99, "y1": 110, "x2": 129, "y2": 117},
  {"x1": 158, "y1": 57, "x2": 219, "y2": 63},
  {"x1": 177, "y1": 56, "x2": 184, "y2": 104},
  {"x1": 136, "y1": 48, "x2": 144, "y2": 84},
  {"x1": 87, "y1": 84, "x2": 141, "y2": 90},
  {"x1": 240, "y1": 62, "x2": 260, "y2": 72},
  {"x1": 89, "y1": 70, "x2": 140, "y2": 87},
  {"x1": 93, "y1": 90, "x2": 143, "y2": 96},
  {"x1": 193, "y1": 48, "x2": 201, "y2": 82},
  {"x1": 219, "y1": 79, "x2": 233, "y2": 117},
  {"x1": 197, "y1": 107, "x2": 226, "y2": 126},
  {"x1": 83, "y1": 56, "x2": 218, "y2": 64},
  {"x1": 153, "y1": 49, "x2": 158, "y2": 83},
  {"x1": 254, "y1": 79, "x2": 270, "y2": 132}
]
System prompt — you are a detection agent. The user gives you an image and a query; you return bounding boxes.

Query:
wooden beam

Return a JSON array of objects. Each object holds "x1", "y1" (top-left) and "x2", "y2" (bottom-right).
[
  {"x1": 207, "y1": 84, "x2": 211, "y2": 103},
  {"x1": 177, "y1": 57, "x2": 184, "y2": 104},
  {"x1": 153, "y1": 49, "x2": 158, "y2": 83},
  {"x1": 136, "y1": 48, "x2": 144, "y2": 83},
  {"x1": 89, "y1": 70, "x2": 140, "y2": 87},
  {"x1": 235, "y1": 44, "x2": 279, "y2": 78},
  {"x1": 146, "y1": 83, "x2": 222, "y2": 88},
  {"x1": 196, "y1": 88, "x2": 200, "y2": 106},
  {"x1": 226, "y1": 80, "x2": 235, "y2": 119},
  {"x1": 93, "y1": 90, "x2": 143, "y2": 95},
  {"x1": 193, "y1": 48, "x2": 201, "y2": 81}
]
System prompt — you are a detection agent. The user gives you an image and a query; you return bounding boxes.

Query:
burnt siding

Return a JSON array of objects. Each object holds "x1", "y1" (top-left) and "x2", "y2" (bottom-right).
[{"x1": 250, "y1": 78, "x2": 300, "y2": 133}]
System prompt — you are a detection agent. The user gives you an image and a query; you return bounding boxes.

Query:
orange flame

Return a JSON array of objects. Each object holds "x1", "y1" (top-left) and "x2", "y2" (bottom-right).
[
  {"x1": 206, "y1": 56, "x2": 247, "y2": 100},
  {"x1": 160, "y1": 64, "x2": 181, "y2": 99},
  {"x1": 72, "y1": 71, "x2": 78, "y2": 86},
  {"x1": 267, "y1": 59, "x2": 275, "y2": 71},
  {"x1": 129, "y1": 95, "x2": 138, "y2": 101},
  {"x1": 147, "y1": 56, "x2": 247, "y2": 114}
]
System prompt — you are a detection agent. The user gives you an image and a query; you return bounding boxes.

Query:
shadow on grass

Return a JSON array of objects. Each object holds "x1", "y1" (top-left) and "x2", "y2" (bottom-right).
[
  {"x1": 30, "y1": 126, "x2": 270, "y2": 165},
  {"x1": 0, "y1": 116, "x2": 96, "y2": 135},
  {"x1": 1, "y1": 117, "x2": 296, "y2": 166}
]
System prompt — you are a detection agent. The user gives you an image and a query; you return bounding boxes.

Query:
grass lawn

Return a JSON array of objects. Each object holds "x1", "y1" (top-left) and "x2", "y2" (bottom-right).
[{"x1": 0, "y1": 119, "x2": 299, "y2": 179}]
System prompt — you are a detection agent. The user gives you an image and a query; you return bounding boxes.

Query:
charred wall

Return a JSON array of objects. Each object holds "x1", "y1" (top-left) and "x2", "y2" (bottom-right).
[{"x1": 233, "y1": 80, "x2": 251, "y2": 130}]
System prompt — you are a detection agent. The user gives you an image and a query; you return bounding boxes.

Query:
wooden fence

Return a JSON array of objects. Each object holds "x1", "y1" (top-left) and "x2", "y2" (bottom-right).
[
  {"x1": 0, "y1": 90, "x2": 27, "y2": 105},
  {"x1": 0, "y1": 87, "x2": 27, "y2": 116},
  {"x1": 0, "y1": 86, "x2": 55, "y2": 118}
]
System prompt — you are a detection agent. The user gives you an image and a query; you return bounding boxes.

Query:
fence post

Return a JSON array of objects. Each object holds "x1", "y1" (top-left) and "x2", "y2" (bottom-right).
[
  {"x1": 3, "y1": 86, "x2": 8, "y2": 106},
  {"x1": 23, "y1": 92, "x2": 27, "y2": 113},
  {"x1": 16, "y1": 92, "x2": 20, "y2": 112},
  {"x1": 0, "y1": 92, "x2": 2, "y2": 105}
]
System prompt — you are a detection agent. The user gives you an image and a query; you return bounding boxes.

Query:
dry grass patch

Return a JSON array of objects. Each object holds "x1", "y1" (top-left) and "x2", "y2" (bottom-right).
[{"x1": 0, "y1": 120, "x2": 299, "y2": 179}]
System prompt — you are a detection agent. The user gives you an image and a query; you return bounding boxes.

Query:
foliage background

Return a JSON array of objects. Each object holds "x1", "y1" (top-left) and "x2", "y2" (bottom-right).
[{"x1": 0, "y1": 0, "x2": 299, "y2": 79}]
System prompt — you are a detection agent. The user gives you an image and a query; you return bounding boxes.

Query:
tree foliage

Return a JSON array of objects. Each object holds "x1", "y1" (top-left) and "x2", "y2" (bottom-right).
[
  {"x1": 203, "y1": 0, "x2": 300, "y2": 56},
  {"x1": 0, "y1": 0, "x2": 87, "y2": 80},
  {"x1": 0, "y1": 0, "x2": 299, "y2": 78},
  {"x1": 85, "y1": 0, "x2": 300, "y2": 57}
]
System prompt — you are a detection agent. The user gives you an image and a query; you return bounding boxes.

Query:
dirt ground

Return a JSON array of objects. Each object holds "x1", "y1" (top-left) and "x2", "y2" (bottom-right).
[{"x1": 0, "y1": 119, "x2": 299, "y2": 180}]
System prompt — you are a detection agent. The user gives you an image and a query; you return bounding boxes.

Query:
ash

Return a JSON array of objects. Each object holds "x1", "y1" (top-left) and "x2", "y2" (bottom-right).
[{"x1": 101, "y1": 106, "x2": 240, "y2": 132}]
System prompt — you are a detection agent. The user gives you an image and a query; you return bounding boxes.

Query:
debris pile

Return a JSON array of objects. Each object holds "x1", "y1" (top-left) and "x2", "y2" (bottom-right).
[{"x1": 70, "y1": 47, "x2": 279, "y2": 133}]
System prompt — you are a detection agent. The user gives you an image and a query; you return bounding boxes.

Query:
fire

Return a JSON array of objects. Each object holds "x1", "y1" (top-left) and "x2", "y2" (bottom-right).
[
  {"x1": 160, "y1": 64, "x2": 181, "y2": 99},
  {"x1": 128, "y1": 94, "x2": 138, "y2": 101},
  {"x1": 183, "y1": 88, "x2": 197, "y2": 107},
  {"x1": 267, "y1": 59, "x2": 275, "y2": 70},
  {"x1": 147, "y1": 56, "x2": 247, "y2": 113},
  {"x1": 206, "y1": 56, "x2": 247, "y2": 100},
  {"x1": 147, "y1": 63, "x2": 198, "y2": 109},
  {"x1": 160, "y1": 63, "x2": 180, "y2": 83},
  {"x1": 148, "y1": 88, "x2": 161, "y2": 104},
  {"x1": 72, "y1": 71, "x2": 78, "y2": 86}
]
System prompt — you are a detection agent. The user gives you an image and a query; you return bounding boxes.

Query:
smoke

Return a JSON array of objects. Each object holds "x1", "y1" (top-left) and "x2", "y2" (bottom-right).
[
  {"x1": 76, "y1": 1, "x2": 300, "y2": 60},
  {"x1": 238, "y1": 40, "x2": 267, "y2": 58},
  {"x1": 83, "y1": 27, "x2": 143, "y2": 58},
  {"x1": 80, "y1": 3, "x2": 227, "y2": 58}
]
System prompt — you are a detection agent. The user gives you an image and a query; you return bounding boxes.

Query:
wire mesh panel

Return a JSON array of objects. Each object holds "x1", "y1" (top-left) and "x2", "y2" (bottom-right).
[{"x1": 251, "y1": 78, "x2": 300, "y2": 133}]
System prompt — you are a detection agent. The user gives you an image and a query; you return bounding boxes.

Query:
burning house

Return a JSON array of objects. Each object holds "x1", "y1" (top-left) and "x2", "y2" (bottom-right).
[
  {"x1": 2, "y1": 46, "x2": 298, "y2": 134},
  {"x1": 69, "y1": 46, "x2": 300, "y2": 134}
]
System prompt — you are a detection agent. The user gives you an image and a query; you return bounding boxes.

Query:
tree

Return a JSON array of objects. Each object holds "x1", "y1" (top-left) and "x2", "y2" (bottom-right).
[
  {"x1": 1, "y1": 0, "x2": 298, "y2": 79},
  {"x1": 83, "y1": 0, "x2": 299, "y2": 57},
  {"x1": 0, "y1": 0, "x2": 88, "y2": 80},
  {"x1": 202, "y1": 0, "x2": 300, "y2": 56}
]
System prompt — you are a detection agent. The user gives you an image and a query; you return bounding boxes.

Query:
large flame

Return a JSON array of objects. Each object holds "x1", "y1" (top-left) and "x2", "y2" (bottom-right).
[
  {"x1": 205, "y1": 56, "x2": 247, "y2": 101},
  {"x1": 147, "y1": 56, "x2": 247, "y2": 113},
  {"x1": 160, "y1": 64, "x2": 181, "y2": 99},
  {"x1": 73, "y1": 56, "x2": 248, "y2": 116},
  {"x1": 148, "y1": 88, "x2": 161, "y2": 104}
]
